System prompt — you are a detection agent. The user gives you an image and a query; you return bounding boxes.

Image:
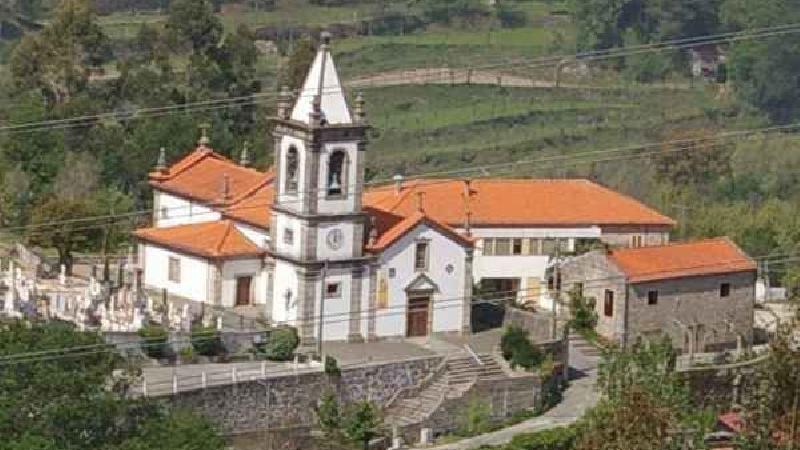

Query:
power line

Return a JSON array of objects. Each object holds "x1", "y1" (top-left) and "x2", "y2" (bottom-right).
[{"x1": 3, "y1": 119, "x2": 797, "y2": 237}]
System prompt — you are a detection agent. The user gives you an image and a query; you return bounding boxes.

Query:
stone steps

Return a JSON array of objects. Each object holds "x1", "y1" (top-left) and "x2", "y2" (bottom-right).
[{"x1": 386, "y1": 353, "x2": 510, "y2": 428}]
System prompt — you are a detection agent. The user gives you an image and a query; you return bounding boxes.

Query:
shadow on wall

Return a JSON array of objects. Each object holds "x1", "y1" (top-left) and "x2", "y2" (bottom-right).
[{"x1": 472, "y1": 302, "x2": 506, "y2": 333}]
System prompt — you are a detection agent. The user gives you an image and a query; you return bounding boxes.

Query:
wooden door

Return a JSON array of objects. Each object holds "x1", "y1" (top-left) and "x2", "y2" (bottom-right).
[
  {"x1": 236, "y1": 276, "x2": 252, "y2": 306},
  {"x1": 406, "y1": 296, "x2": 430, "y2": 337}
]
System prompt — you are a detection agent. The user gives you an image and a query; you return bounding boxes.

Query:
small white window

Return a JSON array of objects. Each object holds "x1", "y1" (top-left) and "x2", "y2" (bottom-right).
[
  {"x1": 284, "y1": 228, "x2": 294, "y2": 245},
  {"x1": 160, "y1": 207, "x2": 169, "y2": 219},
  {"x1": 168, "y1": 257, "x2": 180, "y2": 283},
  {"x1": 631, "y1": 235, "x2": 644, "y2": 248},
  {"x1": 388, "y1": 268, "x2": 396, "y2": 278}
]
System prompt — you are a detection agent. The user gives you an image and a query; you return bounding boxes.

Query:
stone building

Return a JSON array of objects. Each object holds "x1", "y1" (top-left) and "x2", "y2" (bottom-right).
[{"x1": 560, "y1": 237, "x2": 756, "y2": 352}]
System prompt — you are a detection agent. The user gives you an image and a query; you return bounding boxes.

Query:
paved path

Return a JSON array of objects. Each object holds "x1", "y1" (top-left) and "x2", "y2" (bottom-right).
[{"x1": 419, "y1": 334, "x2": 601, "y2": 450}]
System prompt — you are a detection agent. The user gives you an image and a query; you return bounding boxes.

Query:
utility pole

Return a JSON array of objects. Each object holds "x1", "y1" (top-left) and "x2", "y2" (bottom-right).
[
  {"x1": 551, "y1": 240, "x2": 561, "y2": 340},
  {"x1": 790, "y1": 380, "x2": 799, "y2": 450},
  {"x1": 316, "y1": 260, "x2": 329, "y2": 357}
]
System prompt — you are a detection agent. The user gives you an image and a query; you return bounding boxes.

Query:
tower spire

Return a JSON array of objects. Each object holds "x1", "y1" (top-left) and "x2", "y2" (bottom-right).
[
  {"x1": 290, "y1": 31, "x2": 352, "y2": 125},
  {"x1": 155, "y1": 147, "x2": 167, "y2": 173}
]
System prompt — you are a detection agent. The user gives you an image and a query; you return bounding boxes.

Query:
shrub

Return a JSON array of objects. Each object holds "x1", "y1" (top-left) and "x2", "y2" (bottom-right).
[
  {"x1": 138, "y1": 323, "x2": 170, "y2": 359},
  {"x1": 568, "y1": 288, "x2": 597, "y2": 332},
  {"x1": 179, "y1": 345, "x2": 196, "y2": 363},
  {"x1": 458, "y1": 397, "x2": 492, "y2": 436},
  {"x1": 496, "y1": 4, "x2": 527, "y2": 28},
  {"x1": 324, "y1": 355, "x2": 341, "y2": 377},
  {"x1": 501, "y1": 326, "x2": 543, "y2": 370},
  {"x1": 191, "y1": 323, "x2": 225, "y2": 357},
  {"x1": 504, "y1": 426, "x2": 577, "y2": 450},
  {"x1": 260, "y1": 327, "x2": 299, "y2": 361}
]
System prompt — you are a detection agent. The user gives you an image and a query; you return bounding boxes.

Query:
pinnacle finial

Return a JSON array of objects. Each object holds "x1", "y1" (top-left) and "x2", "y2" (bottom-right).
[
  {"x1": 198, "y1": 123, "x2": 211, "y2": 147},
  {"x1": 355, "y1": 92, "x2": 367, "y2": 124},
  {"x1": 155, "y1": 147, "x2": 167, "y2": 172},
  {"x1": 277, "y1": 85, "x2": 293, "y2": 120},
  {"x1": 240, "y1": 141, "x2": 251, "y2": 167}
]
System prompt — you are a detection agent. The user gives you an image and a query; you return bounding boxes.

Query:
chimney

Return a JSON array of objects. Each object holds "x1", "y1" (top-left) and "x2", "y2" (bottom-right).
[
  {"x1": 240, "y1": 141, "x2": 251, "y2": 167},
  {"x1": 415, "y1": 192, "x2": 425, "y2": 213},
  {"x1": 393, "y1": 174, "x2": 404, "y2": 195},
  {"x1": 155, "y1": 147, "x2": 167, "y2": 173}
]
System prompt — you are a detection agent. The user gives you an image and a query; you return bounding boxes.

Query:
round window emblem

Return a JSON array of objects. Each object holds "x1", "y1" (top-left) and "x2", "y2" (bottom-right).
[
  {"x1": 326, "y1": 228, "x2": 344, "y2": 250},
  {"x1": 445, "y1": 264, "x2": 454, "y2": 274}
]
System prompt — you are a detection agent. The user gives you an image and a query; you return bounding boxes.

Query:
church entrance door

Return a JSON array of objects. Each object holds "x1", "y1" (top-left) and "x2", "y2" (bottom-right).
[{"x1": 406, "y1": 295, "x2": 430, "y2": 337}]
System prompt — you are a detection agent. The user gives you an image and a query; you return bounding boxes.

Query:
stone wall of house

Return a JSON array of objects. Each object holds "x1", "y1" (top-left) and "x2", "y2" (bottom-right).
[
  {"x1": 559, "y1": 251, "x2": 626, "y2": 344},
  {"x1": 626, "y1": 271, "x2": 755, "y2": 352},
  {"x1": 165, "y1": 355, "x2": 443, "y2": 434}
]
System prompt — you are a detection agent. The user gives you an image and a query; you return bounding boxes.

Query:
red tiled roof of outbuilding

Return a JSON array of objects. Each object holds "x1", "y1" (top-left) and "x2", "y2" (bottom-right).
[{"x1": 608, "y1": 237, "x2": 756, "y2": 283}]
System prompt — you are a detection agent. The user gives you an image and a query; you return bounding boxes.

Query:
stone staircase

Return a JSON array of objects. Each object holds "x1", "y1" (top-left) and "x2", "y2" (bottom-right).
[{"x1": 386, "y1": 353, "x2": 505, "y2": 428}]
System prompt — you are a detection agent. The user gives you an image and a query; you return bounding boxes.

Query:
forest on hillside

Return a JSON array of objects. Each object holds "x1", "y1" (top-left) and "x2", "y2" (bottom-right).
[{"x1": 1, "y1": 0, "x2": 800, "y2": 290}]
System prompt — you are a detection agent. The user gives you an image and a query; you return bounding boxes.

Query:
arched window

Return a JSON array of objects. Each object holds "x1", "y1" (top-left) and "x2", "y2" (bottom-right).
[
  {"x1": 285, "y1": 146, "x2": 298, "y2": 193},
  {"x1": 327, "y1": 150, "x2": 347, "y2": 197}
]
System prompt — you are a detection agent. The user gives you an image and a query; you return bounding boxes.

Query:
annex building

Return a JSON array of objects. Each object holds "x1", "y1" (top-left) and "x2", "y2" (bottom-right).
[{"x1": 134, "y1": 36, "x2": 675, "y2": 344}]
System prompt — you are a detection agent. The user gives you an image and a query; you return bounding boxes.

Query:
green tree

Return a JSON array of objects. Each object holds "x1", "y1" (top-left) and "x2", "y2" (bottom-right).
[
  {"x1": 282, "y1": 37, "x2": 316, "y2": 91},
  {"x1": 27, "y1": 196, "x2": 101, "y2": 275},
  {"x1": 343, "y1": 400, "x2": 382, "y2": 450},
  {"x1": 0, "y1": 320, "x2": 225, "y2": 449},
  {"x1": 10, "y1": 0, "x2": 111, "y2": 104}
]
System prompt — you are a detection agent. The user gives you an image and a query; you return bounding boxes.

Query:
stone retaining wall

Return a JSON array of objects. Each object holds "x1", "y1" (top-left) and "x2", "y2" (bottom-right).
[
  {"x1": 166, "y1": 355, "x2": 443, "y2": 434},
  {"x1": 503, "y1": 307, "x2": 555, "y2": 343}
]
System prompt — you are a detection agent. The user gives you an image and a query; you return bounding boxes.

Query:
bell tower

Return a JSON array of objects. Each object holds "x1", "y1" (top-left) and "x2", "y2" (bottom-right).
[{"x1": 269, "y1": 32, "x2": 371, "y2": 345}]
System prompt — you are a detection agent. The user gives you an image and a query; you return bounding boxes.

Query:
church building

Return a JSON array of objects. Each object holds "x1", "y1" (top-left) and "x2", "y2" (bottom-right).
[{"x1": 134, "y1": 34, "x2": 674, "y2": 344}]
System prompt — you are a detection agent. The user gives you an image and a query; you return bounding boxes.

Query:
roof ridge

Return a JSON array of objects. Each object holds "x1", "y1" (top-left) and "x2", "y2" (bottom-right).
[{"x1": 216, "y1": 220, "x2": 234, "y2": 255}]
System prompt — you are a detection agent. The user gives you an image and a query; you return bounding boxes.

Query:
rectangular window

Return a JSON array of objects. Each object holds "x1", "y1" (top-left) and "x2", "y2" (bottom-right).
[
  {"x1": 604, "y1": 290, "x2": 614, "y2": 317},
  {"x1": 325, "y1": 282, "x2": 341, "y2": 298},
  {"x1": 414, "y1": 241, "x2": 429, "y2": 271},
  {"x1": 720, "y1": 283, "x2": 731, "y2": 298},
  {"x1": 494, "y1": 238, "x2": 511, "y2": 256},
  {"x1": 631, "y1": 235, "x2": 644, "y2": 248},
  {"x1": 512, "y1": 238, "x2": 523, "y2": 256},
  {"x1": 559, "y1": 239, "x2": 570, "y2": 253},
  {"x1": 482, "y1": 238, "x2": 494, "y2": 256},
  {"x1": 574, "y1": 282, "x2": 584, "y2": 297},
  {"x1": 529, "y1": 238, "x2": 542, "y2": 255},
  {"x1": 648, "y1": 290, "x2": 658, "y2": 305},
  {"x1": 542, "y1": 238, "x2": 557, "y2": 255},
  {"x1": 283, "y1": 228, "x2": 294, "y2": 245},
  {"x1": 168, "y1": 257, "x2": 180, "y2": 283},
  {"x1": 160, "y1": 207, "x2": 169, "y2": 219}
]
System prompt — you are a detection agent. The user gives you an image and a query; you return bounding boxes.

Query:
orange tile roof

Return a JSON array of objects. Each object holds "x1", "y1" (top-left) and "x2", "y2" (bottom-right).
[
  {"x1": 134, "y1": 220, "x2": 265, "y2": 259},
  {"x1": 609, "y1": 238, "x2": 756, "y2": 283},
  {"x1": 223, "y1": 184, "x2": 275, "y2": 230},
  {"x1": 362, "y1": 179, "x2": 675, "y2": 228},
  {"x1": 149, "y1": 146, "x2": 270, "y2": 206},
  {"x1": 365, "y1": 209, "x2": 474, "y2": 252}
]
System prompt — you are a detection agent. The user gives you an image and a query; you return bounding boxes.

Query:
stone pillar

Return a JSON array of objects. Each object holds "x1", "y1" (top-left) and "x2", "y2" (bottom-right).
[
  {"x1": 347, "y1": 267, "x2": 365, "y2": 343},
  {"x1": 296, "y1": 268, "x2": 318, "y2": 347},
  {"x1": 461, "y1": 249, "x2": 474, "y2": 335}
]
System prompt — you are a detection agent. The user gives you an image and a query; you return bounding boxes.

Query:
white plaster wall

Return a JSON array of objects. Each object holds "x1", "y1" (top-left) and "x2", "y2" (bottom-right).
[
  {"x1": 273, "y1": 214, "x2": 302, "y2": 258},
  {"x1": 220, "y1": 259, "x2": 266, "y2": 308},
  {"x1": 272, "y1": 260, "x2": 299, "y2": 323},
  {"x1": 141, "y1": 244, "x2": 211, "y2": 302},
  {"x1": 316, "y1": 221, "x2": 358, "y2": 260},
  {"x1": 235, "y1": 222, "x2": 269, "y2": 249},
  {"x1": 316, "y1": 142, "x2": 359, "y2": 215},
  {"x1": 377, "y1": 224, "x2": 468, "y2": 337},
  {"x1": 154, "y1": 191, "x2": 221, "y2": 228},
  {"x1": 276, "y1": 136, "x2": 307, "y2": 212}
]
